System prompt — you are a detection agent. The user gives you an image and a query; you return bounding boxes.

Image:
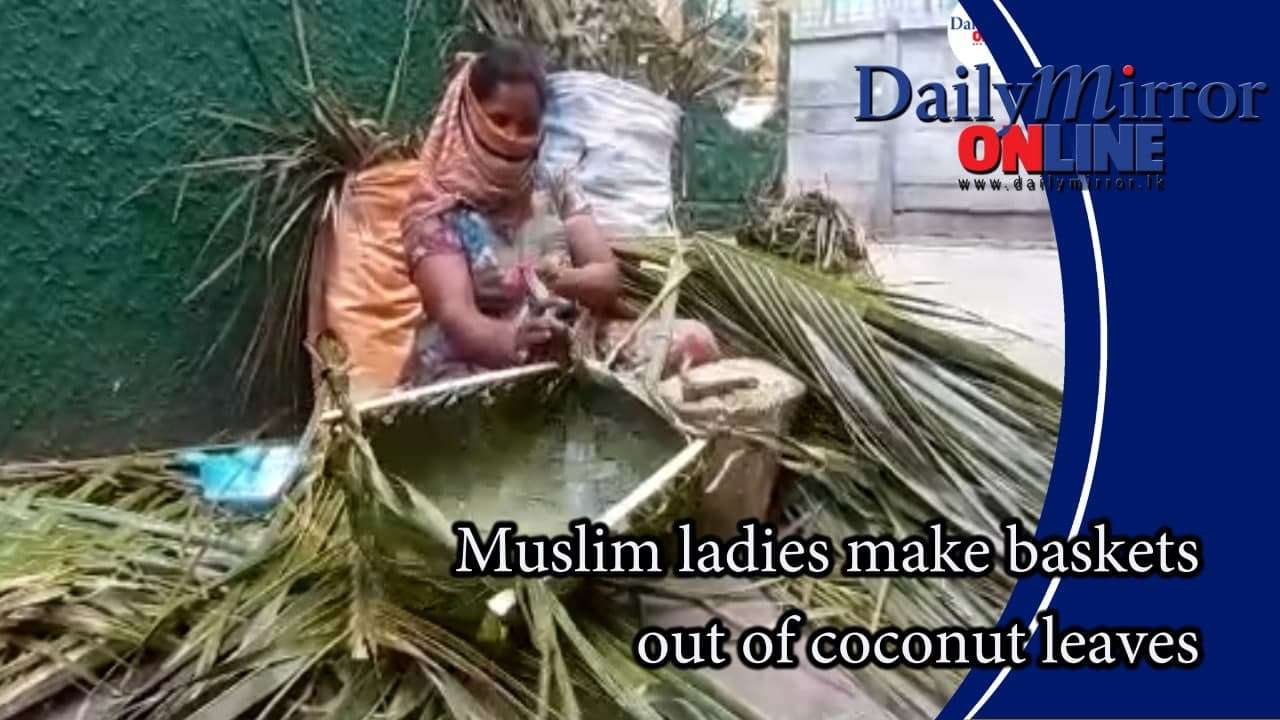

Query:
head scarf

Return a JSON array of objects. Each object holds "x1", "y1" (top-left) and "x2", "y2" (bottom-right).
[{"x1": 405, "y1": 55, "x2": 542, "y2": 235}]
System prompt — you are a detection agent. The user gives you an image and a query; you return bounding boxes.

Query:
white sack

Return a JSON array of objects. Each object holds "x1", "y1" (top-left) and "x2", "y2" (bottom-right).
[{"x1": 541, "y1": 71, "x2": 682, "y2": 237}]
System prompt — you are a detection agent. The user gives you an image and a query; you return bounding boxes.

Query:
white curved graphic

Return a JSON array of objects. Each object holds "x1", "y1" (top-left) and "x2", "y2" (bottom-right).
[{"x1": 962, "y1": 1, "x2": 1109, "y2": 718}]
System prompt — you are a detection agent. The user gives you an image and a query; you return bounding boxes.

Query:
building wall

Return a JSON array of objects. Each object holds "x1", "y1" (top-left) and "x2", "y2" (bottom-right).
[
  {"x1": 787, "y1": 0, "x2": 1054, "y2": 243},
  {"x1": 0, "y1": 0, "x2": 459, "y2": 458}
]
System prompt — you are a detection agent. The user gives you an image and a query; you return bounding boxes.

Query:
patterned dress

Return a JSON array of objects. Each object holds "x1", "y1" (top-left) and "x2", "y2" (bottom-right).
[
  {"x1": 401, "y1": 165, "x2": 592, "y2": 383},
  {"x1": 401, "y1": 166, "x2": 721, "y2": 386}
]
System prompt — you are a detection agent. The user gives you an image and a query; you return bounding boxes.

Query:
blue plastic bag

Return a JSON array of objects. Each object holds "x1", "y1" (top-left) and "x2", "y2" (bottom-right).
[{"x1": 177, "y1": 442, "x2": 300, "y2": 513}]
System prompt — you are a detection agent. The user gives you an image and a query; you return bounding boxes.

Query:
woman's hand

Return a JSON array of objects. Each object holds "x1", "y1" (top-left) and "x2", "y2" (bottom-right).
[
  {"x1": 415, "y1": 253, "x2": 552, "y2": 369},
  {"x1": 534, "y1": 254, "x2": 566, "y2": 286},
  {"x1": 530, "y1": 294, "x2": 579, "y2": 323},
  {"x1": 513, "y1": 313, "x2": 568, "y2": 357},
  {"x1": 552, "y1": 214, "x2": 621, "y2": 313},
  {"x1": 545, "y1": 263, "x2": 620, "y2": 314}
]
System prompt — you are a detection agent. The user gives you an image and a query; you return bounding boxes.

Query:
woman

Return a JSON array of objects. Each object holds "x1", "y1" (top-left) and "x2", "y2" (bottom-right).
[{"x1": 400, "y1": 43, "x2": 717, "y2": 384}]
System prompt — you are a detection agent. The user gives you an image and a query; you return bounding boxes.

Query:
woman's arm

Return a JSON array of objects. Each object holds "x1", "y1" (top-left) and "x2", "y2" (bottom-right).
[
  {"x1": 545, "y1": 213, "x2": 621, "y2": 312},
  {"x1": 414, "y1": 253, "x2": 564, "y2": 367}
]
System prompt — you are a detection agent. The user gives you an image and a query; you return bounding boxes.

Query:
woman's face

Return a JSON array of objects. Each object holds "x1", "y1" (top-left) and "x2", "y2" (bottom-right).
[{"x1": 480, "y1": 81, "x2": 542, "y2": 142}]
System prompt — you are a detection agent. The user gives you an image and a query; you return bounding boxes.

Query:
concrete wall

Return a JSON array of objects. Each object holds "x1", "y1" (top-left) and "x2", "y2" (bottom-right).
[
  {"x1": 0, "y1": 1, "x2": 459, "y2": 459},
  {"x1": 787, "y1": 0, "x2": 1054, "y2": 244}
]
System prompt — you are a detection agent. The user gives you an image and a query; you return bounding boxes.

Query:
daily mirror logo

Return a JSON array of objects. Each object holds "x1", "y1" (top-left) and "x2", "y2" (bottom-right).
[
  {"x1": 858, "y1": 2, "x2": 1267, "y2": 178},
  {"x1": 947, "y1": 2, "x2": 998, "y2": 79}
]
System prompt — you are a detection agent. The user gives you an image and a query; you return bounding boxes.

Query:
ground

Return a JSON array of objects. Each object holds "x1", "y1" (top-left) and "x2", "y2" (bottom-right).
[
  {"x1": 868, "y1": 240, "x2": 1065, "y2": 388},
  {"x1": 633, "y1": 577, "x2": 902, "y2": 720}
]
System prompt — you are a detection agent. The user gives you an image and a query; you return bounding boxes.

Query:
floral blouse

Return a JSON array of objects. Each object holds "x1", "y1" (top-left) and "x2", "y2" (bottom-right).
[{"x1": 401, "y1": 165, "x2": 593, "y2": 383}]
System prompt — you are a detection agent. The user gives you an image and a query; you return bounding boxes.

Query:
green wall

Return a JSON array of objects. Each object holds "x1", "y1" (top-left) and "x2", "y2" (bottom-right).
[
  {"x1": 0, "y1": 0, "x2": 778, "y2": 460},
  {"x1": 680, "y1": 105, "x2": 785, "y2": 231},
  {"x1": 1, "y1": 0, "x2": 459, "y2": 459}
]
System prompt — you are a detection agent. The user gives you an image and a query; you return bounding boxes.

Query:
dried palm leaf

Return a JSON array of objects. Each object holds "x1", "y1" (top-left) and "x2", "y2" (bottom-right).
[
  {"x1": 738, "y1": 190, "x2": 872, "y2": 274},
  {"x1": 1, "y1": 234, "x2": 1061, "y2": 717},
  {"x1": 0, "y1": 346, "x2": 749, "y2": 720},
  {"x1": 0, "y1": 455, "x2": 250, "y2": 720},
  {"x1": 463, "y1": 0, "x2": 770, "y2": 104},
  {"x1": 161, "y1": 1, "x2": 428, "y2": 413}
]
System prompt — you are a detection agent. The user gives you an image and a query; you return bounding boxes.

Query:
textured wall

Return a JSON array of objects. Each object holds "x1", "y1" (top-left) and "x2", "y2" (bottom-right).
[
  {"x1": 681, "y1": 105, "x2": 786, "y2": 230},
  {"x1": 0, "y1": 1, "x2": 458, "y2": 458}
]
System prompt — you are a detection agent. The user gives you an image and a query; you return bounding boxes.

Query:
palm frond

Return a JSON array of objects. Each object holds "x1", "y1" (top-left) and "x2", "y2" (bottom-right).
[
  {"x1": 619, "y1": 237, "x2": 1057, "y2": 534},
  {"x1": 738, "y1": 190, "x2": 871, "y2": 274},
  {"x1": 0, "y1": 239, "x2": 1062, "y2": 716},
  {"x1": 615, "y1": 236, "x2": 1059, "y2": 714},
  {"x1": 0, "y1": 459, "x2": 243, "y2": 719},
  {"x1": 159, "y1": 10, "x2": 430, "y2": 413},
  {"x1": 24, "y1": 4, "x2": 1066, "y2": 714},
  {"x1": 0, "y1": 345, "x2": 751, "y2": 720}
]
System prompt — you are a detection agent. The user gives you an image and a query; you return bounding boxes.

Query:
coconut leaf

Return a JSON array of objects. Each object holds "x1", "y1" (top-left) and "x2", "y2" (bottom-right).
[
  {"x1": 614, "y1": 236, "x2": 1058, "y2": 714},
  {"x1": 0, "y1": 342, "x2": 756, "y2": 719},
  {"x1": 18, "y1": 3, "x2": 1064, "y2": 713},
  {"x1": 158, "y1": 11, "x2": 429, "y2": 414}
]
